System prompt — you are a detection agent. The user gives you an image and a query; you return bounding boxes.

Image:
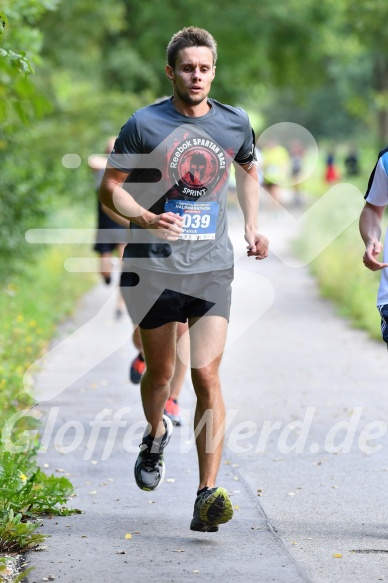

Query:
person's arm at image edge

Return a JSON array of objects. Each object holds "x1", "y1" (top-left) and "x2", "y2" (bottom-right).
[{"x1": 360, "y1": 202, "x2": 388, "y2": 271}]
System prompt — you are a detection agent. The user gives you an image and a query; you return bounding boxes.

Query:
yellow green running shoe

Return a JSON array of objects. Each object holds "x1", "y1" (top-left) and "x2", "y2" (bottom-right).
[{"x1": 190, "y1": 487, "x2": 233, "y2": 532}]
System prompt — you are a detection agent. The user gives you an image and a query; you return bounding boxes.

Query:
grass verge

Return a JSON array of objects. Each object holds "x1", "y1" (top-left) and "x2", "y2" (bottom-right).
[
  {"x1": 0, "y1": 208, "x2": 96, "y2": 558},
  {"x1": 295, "y1": 144, "x2": 386, "y2": 341}
]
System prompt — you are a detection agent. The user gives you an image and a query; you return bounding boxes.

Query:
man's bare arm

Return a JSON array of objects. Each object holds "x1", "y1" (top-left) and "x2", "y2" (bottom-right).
[
  {"x1": 359, "y1": 201, "x2": 388, "y2": 271},
  {"x1": 99, "y1": 165, "x2": 183, "y2": 240},
  {"x1": 235, "y1": 162, "x2": 268, "y2": 260},
  {"x1": 101, "y1": 203, "x2": 130, "y2": 228}
]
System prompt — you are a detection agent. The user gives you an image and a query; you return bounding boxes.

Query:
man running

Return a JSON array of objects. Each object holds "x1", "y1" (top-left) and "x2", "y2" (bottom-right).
[{"x1": 100, "y1": 26, "x2": 268, "y2": 532}]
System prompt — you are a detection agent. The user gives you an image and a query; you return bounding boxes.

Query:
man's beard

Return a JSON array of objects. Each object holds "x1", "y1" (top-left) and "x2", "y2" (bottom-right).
[{"x1": 175, "y1": 87, "x2": 207, "y2": 106}]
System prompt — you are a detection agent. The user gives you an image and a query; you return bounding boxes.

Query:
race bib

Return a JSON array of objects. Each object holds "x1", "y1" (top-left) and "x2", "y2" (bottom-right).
[{"x1": 164, "y1": 200, "x2": 219, "y2": 240}]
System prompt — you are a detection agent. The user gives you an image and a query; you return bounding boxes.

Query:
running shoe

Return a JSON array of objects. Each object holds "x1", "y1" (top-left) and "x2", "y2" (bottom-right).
[
  {"x1": 164, "y1": 398, "x2": 182, "y2": 426},
  {"x1": 130, "y1": 353, "x2": 146, "y2": 384},
  {"x1": 134, "y1": 415, "x2": 173, "y2": 491},
  {"x1": 190, "y1": 487, "x2": 233, "y2": 532}
]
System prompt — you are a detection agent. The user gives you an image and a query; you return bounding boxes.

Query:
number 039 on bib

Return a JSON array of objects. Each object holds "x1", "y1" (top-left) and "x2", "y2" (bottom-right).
[{"x1": 164, "y1": 200, "x2": 219, "y2": 240}]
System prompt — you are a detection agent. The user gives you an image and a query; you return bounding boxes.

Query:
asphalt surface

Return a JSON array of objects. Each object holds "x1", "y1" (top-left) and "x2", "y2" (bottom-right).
[{"x1": 25, "y1": 203, "x2": 388, "y2": 583}]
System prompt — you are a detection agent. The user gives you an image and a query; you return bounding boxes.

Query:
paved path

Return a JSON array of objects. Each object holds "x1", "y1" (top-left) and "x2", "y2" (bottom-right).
[{"x1": 26, "y1": 207, "x2": 388, "y2": 583}]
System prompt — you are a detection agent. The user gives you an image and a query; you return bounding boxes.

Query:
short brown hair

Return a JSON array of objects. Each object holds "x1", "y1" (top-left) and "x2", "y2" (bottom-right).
[{"x1": 167, "y1": 27, "x2": 217, "y2": 69}]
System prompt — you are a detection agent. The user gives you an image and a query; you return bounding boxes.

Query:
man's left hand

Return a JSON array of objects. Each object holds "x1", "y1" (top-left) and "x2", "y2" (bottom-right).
[{"x1": 246, "y1": 233, "x2": 269, "y2": 260}]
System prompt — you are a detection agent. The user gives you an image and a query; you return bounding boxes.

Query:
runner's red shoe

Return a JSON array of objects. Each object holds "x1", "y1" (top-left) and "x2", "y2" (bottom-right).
[
  {"x1": 164, "y1": 398, "x2": 182, "y2": 426},
  {"x1": 130, "y1": 353, "x2": 146, "y2": 384}
]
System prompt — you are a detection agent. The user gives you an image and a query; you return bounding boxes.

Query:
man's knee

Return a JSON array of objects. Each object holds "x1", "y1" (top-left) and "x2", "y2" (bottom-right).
[
  {"x1": 191, "y1": 366, "x2": 220, "y2": 394},
  {"x1": 145, "y1": 362, "x2": 175, "y2": 389}
]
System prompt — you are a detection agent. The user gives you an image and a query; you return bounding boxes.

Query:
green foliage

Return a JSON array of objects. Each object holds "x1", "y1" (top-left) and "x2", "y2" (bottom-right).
[
  {"x1": 0, "y1": 208, "x2": 95, "y2": 426},
  {"x1": 0, "y1": 510, "x2": 44, "y2": 553},
  {"x1": 0, "y1": 452, "x2": 74, "y2": 518},
  {"x1": 0, "y1": 1, "x2": 59, "y2": 130},
  {"x1": 0, "y1": 1, "x2": 63, "y2": 280},
  {"x1": 0, "y1": 447, "x2": 78, "y2": 553},
  {"x1": 0, "y1": 209, "x2": 93, "y2": 552}
]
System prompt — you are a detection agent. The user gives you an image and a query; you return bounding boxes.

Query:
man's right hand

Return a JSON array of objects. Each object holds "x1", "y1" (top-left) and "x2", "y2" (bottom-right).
[
  {"x1": 363, "y1": 240, "x2": 388, "y2": 271},
  {"x1": 144, "y1": 212, "x2": 184, "y2": 241}
]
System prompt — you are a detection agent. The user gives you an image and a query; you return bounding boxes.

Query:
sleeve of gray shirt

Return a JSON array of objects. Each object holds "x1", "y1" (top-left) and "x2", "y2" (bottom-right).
[
  {"x1": 108, "y1": 114, "x2": 142, "y2": 172},
  {"x1": 234, "y1": 111, "x2": 256, "y2": 166}
]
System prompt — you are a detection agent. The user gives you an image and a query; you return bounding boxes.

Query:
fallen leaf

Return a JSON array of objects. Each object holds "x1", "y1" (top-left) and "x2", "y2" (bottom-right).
[
  {"x1": 125, "y1": 534, "x2": 132, "y2": 539},
  {"x1": 234, "y1": 505, "x2": 239, "y2": 510},
  {"x1": 333, "y1": 554, "x2": 342, "y2": 559}
]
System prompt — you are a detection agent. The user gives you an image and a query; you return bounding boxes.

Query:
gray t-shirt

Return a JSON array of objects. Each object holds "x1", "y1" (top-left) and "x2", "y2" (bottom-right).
[{"x1": 109, "y1": 97, "x2": 255, "y2": 274}]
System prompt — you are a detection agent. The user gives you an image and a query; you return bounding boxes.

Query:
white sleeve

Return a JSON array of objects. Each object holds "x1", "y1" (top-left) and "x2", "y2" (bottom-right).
[{"x1": 366, "y1": 157, "x2": 388, "y2": 206}]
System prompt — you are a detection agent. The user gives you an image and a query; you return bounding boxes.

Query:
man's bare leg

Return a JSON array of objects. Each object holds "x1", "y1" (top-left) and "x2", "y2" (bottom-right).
[
  {"x1": 140, "y1": 322, "x2": 177, "y2": 438},
  {"x1": 169, "y1": 321, "x2": 189, "y2": 401},
  {"x1": 188, "y1": 315, "x2": 233, "y2": 532},
  {"x1": 134, "y1": 323, "x2": 177, "y2": 492},
  {"x1": 164, "y1": 322, "x2": 189, "y2": 425},
  {"x1": 132, "y1": 325, "x2": 142, "y2": 353},
  {"x1": 100, "y1": 251, "x2": 112, "y2": 283},
  {"x1": 188, "y1": 316, "x2": 228, "y2": 489}
]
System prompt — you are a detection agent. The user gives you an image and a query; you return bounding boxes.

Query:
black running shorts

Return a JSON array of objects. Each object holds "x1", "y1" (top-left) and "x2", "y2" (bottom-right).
[{"x1": 378, "y1": 304, "x2": 388, "y2": 348}]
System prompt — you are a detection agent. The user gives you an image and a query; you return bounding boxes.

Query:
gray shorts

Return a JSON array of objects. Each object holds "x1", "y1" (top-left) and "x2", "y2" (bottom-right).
[{"x1": 120, "y1": 265, "x2": 233, "y2": 329}]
